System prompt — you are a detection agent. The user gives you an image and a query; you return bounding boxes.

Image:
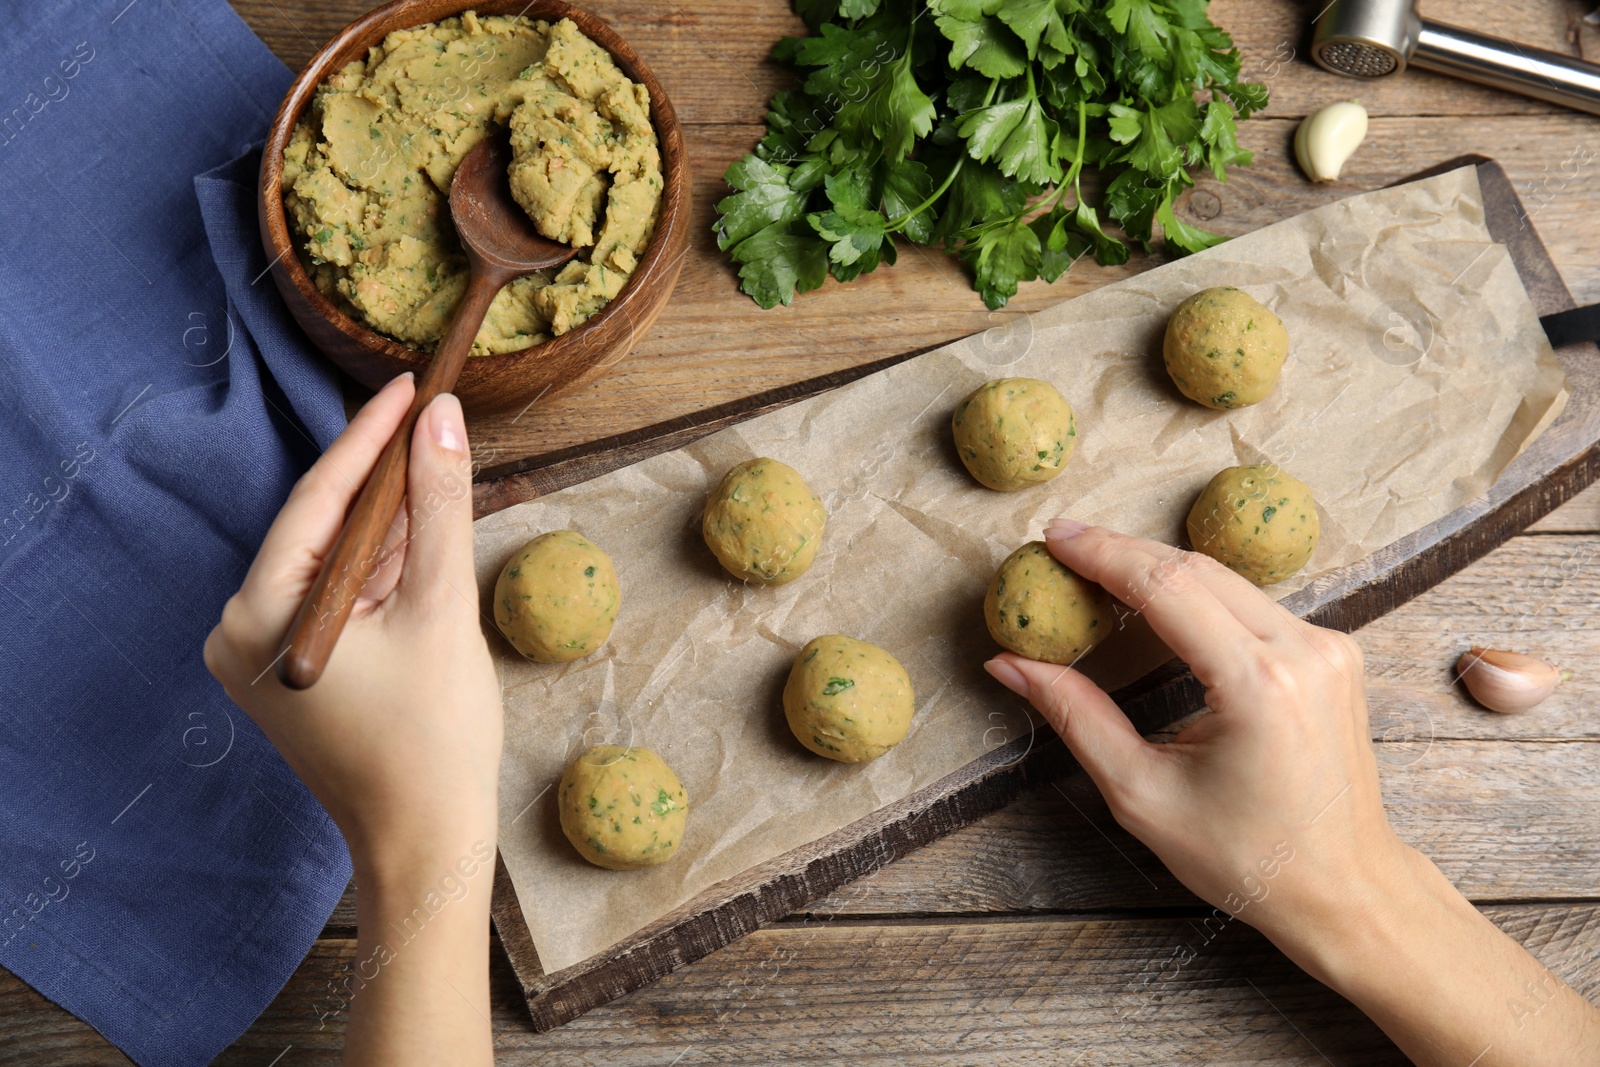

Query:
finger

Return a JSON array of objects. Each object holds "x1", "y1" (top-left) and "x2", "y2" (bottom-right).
[
  {"x1": 357, "y1": 502, "x2": 409, "y2": 609},
  {"x1": 395, "y1": 393, "x2": 476, "y2": 615},
  {"x1": 240, "y1": 373, "x2": 416, "y2": 608},
  {"x1": 1043, "y1": 523, "x2": 1257, "y2": 687},
  {"x1": 985, "y1": 653, "x2": 1162, "y2": 802},
  {"x1": 1051, "y1": 517, "x2": 1299, "y2": 642}
]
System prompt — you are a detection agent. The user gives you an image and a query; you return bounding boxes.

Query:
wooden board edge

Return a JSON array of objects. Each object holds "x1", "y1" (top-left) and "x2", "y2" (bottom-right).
[
  {"x1": 471, "y1": 347, "x2": 929, "y2": 517},
  {"x1": 489, "y1": 851, "x2": 545, "y2": 1000}
]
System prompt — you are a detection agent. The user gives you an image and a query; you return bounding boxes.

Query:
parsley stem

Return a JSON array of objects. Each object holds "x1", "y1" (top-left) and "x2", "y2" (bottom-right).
[
  {"x1": 884, "y1": 76, "x2": 999, "y2": 234},
  {"x1": 887, "y1": 156, "x2": 962, "y2": 232},
  {"x1": 1066, "y1": 99, "x2": 1087, "y2": 195}
]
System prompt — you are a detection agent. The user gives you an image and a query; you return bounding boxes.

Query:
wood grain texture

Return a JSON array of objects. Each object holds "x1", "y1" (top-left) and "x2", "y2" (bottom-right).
[
  {"x1": 809, "y1": 739, "x2": 1600, "y2": 916},
  {"x1": 234, "y1": 0, "x2": 1600, "y2": 121},
  {"x1": 7, "y1": 1, "x2": 1599, "y2": 1060},
  {"x1": 8, "y1": 903, "x2": 1597, "y2": 1065},
  {"x1": 233, "y1": 0, "x2": 1600, "y2": 464}
]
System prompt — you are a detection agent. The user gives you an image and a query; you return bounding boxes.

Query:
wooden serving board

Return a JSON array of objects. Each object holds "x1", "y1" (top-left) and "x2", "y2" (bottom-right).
[{"x1": 480, "y1": 157, "x2": 1600, "y2": 1031}]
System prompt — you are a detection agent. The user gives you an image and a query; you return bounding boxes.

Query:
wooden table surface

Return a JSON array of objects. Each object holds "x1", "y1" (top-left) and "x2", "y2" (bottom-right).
[{"x1": 8, "y1": 1, "x2": 1600, "y2": 1063}]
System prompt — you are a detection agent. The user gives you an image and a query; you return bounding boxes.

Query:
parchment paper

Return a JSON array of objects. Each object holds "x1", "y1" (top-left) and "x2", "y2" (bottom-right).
[{"x1": 475, "y1": 166, "x2": 1567, "y2": 974}]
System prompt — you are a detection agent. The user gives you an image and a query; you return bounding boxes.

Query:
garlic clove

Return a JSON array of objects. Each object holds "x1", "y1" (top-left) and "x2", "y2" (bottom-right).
[
  {"x1": 1456, "y1": 647, "x2": 1560, "y2": 714},
  {"x1": 1295, "y1": 101, "x2": 1368, "y2": 183}
]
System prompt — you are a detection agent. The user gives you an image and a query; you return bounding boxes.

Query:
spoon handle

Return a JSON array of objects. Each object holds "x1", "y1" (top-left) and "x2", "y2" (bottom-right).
[{"x1": 274, "y1": 267, "x2": 506, "y2": 690}]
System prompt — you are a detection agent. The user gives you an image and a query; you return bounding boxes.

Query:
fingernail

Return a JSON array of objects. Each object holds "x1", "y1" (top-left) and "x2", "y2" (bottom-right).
[
  {"x1": 430, "y1": 393, "x2": 466, "y2": 454},
  {"x1": 1045, "y1": 518, "x2": 1089, "y2": 540},
  {"x1": 985, "y1": 657, "x2": 1029, "y2": 697},
  {"x1": 383, "y1": 371, "x2": 415, "y2": 392}
]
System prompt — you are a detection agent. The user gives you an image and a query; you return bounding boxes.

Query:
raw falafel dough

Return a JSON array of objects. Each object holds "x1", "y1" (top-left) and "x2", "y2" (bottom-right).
[
  {"x1": 1187, "y1": 464, "x2": 1320, "y2": 585},
  {"x1": 494, "y1": 530, "x2": 620, "y2": 662},
  {"x1": 952, "y1": 377, "x2": 1078, "y2": 491},
  {"x1": 1163, "y1": 287, "x2": 1289, "y2": 410},
  {"x1": 702, "y1": 457, "x2": 827, "y2": 585},
  {"x1": 281, "y1": 13, "x2": 662, "y2": 354},
  {"x1": 783, "y1": 635, "x2": 916, "y2": 763},
  {"x1": 985, "y1": 541, "x2": 1112, "y2": 664},
  {"x1": 558, "y1": 745, "x2": 686, "y2": 870}
]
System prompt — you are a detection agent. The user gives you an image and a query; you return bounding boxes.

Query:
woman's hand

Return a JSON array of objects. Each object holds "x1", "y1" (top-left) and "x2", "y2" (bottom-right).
[
  {"x1": 204, "y1": 372, "x2": 501, "y2": 864},
  {"x1": 985, "y1": 519, "x2": 1389, "y2": 939},
  {"x1": 204, "y1": 374, "x2": 501, "y2": 1066},
  {"x1": 985, "y1": 519, "x2": 1600, "y2": 1067}
]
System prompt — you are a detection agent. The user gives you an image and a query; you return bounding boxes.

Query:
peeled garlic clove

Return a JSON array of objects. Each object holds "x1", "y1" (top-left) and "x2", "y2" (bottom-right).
[
  {"x1": 1295, "y1": 101, "x2": 1368, "y2": 183},
  {"x1": 1456, "y1": 647, "x2": 1560, "y2": 713}
]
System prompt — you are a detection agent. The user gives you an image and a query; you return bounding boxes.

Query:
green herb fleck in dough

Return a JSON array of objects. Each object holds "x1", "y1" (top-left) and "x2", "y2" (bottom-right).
[
  {"x1": 785, "y1": 635, "x2": 915, "y2": 764},
  {"x1": 985, "y1": 541, "x2": 1111, "y2": 665},
  {"x1": 651, "y1": 788, "x2": 676, "y2": 817}
]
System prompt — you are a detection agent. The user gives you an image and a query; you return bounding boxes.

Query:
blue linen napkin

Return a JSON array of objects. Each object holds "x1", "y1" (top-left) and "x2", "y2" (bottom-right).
[{"x1": 0, "y1": 1, "x2": 355, "y2": 1063}]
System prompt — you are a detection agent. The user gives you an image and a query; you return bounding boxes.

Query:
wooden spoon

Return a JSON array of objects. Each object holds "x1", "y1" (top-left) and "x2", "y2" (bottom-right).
[{"x1": 276, "y1": 128, "x2": 577, "y2": 690}]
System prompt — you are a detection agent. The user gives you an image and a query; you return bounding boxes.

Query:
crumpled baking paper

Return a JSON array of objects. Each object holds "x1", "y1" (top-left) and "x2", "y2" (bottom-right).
[{"x1": 474, "y1": 166, "x2": 1567, "y2": 974}]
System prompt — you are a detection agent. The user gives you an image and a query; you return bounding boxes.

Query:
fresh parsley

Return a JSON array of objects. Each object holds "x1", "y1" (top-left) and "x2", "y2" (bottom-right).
[{"x1": 714, "y1": 0, "x2": 1266, "y2": 309}]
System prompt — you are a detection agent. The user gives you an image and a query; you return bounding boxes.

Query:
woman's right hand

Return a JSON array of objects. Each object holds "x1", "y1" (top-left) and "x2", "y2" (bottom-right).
[
  {"x1": 984, "y1": 518, "x2": 1397, "y2": 941},
  {"x1": 984, "y1": 520, "x2": 1600, "y2": 1067}
]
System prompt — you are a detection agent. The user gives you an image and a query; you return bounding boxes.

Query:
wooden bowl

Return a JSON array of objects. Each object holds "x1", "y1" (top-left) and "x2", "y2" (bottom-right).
[{"x1": 257, "y1": 0, "x2": 690, "y2": 414}]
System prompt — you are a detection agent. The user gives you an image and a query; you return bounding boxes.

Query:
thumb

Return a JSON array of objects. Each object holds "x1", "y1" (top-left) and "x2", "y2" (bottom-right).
[
  {"x1": 985, "y1": 653, "x2": 1159, "y2": 798},
  {"x1": 396, "y1": 392, "x2": 476, "y2": 610}
]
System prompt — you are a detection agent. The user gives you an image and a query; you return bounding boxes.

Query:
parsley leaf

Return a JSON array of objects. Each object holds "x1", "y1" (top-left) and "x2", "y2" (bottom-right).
[
  {"x1": 965, "y1": 215, "x2": 1041, "y2": 308},
  {"x1": 809, "y1": 171, "x2": 889, "y2": 266},
  {"x1": 996, "y1": 0, "x2": 1070, "y2": 61},
  {"x1": 714, "y1": 157, "x2": 809, "y2": 251},
  {"x1": 934, "y1": 12, "x2": 1027, "y2": 78},
  {"x1": 730, "y1": 223, "x2": 831, "y2": 308},
  {"x1": 866, "y1": 58, "x2": 938, "y2": 164},
  {"x1": 960, "y1": 90, "x2": 1063, "y2": 185},
  {"x1": 1198, "y1": 98, "x2": 1252, "y2": 180},
  {"x1": 1156, "y1": 192, "x2": 1227, "y2": 254}
]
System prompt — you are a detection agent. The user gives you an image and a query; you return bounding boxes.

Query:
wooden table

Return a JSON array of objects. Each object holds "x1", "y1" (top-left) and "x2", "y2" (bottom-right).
[{"x1": 7, "y1": 1, "x2": 1600, "y2": 1062}]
